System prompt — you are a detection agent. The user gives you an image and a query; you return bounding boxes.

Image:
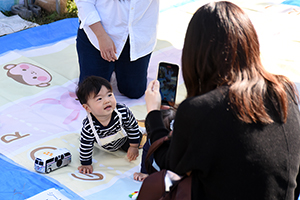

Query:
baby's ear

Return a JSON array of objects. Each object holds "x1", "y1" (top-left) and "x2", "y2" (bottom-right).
[{"x1": 82, "y1": 104, "x2": 91, "y2": 113}]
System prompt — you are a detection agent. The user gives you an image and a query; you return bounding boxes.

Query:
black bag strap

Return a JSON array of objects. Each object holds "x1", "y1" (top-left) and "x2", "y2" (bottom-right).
[{"x1": 145, "y1": 135, "x2": 170, "y2": 174}]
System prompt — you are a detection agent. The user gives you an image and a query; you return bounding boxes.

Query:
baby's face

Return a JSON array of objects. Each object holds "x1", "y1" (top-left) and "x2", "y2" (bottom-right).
[{"x1": 85, "y1": 86, "x2": 116, "y2": 119}]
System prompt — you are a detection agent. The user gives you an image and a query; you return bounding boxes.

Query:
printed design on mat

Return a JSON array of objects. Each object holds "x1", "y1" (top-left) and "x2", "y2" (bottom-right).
[
  {"x1": 1, "y1": 131, "x2": 30, "y2": 144},
  {"x1": 31, "y1": 91, "x2": 83, "y2": 124},
  {"x1": 4, "y1": 62, "x2": 52, "y2": 87},
  {"x1": 70, "y1": 171, "x2": 105, "y2": 181}
]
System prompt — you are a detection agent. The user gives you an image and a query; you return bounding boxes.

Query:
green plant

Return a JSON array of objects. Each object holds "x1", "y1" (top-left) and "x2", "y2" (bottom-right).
[
  {"x1": 31, "y1": 0, "x2": 78, "y2": 25},
  {"x1": 1, "y1": 0, "x2": 78, "y2": 25}
]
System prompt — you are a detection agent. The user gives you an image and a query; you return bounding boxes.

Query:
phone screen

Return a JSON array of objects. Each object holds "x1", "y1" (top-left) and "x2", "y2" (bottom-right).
[{"x1": 157, "y1": 62, "x2": 179, "y2": 106}]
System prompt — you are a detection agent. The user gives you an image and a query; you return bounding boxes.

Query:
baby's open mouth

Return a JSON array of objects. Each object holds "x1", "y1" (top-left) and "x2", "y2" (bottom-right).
[{"x1": 104, "y1": 105, "x2": 112, "y2": 110}]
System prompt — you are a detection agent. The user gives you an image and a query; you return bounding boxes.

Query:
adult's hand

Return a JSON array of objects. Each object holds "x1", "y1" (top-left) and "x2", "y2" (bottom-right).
[
  {"x1": 90, "y1": 22, "x2": 117, "y2": 62},
  {"x1": 98, "y1": 34, "x2": 117, "y2": 62},
  {"x1": 145, "y1": 80, "x2": 161, "y2": 113}
]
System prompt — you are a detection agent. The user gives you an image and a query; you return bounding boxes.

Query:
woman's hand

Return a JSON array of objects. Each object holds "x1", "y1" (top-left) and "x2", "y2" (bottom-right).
[
  {"x1": 90, "y1": 21, "x2": 117, "y2": 62},
  {"x1": 145, "y1": 80, "x2": 161, "y2": 113},
  {"x1": 98, "y1": 34, "x2": 117, "y2": 62}
]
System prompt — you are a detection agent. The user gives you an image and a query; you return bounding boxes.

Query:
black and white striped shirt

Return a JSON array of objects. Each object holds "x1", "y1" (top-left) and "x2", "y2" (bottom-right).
[{"x1": 79, "y1": 103, "x2": 141, "y2": 165}]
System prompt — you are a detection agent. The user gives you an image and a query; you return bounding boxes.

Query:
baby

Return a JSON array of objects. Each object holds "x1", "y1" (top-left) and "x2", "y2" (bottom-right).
[
  {"x1": 134, "y1": 107, "x2": 176, "y2": 181},
  {"x1": 76, "y1": 76, "x2": 141, "y2": 174}
]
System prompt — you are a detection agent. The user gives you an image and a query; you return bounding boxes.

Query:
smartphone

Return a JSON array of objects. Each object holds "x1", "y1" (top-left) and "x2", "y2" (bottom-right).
[{"x1": 157, "y1": 62, "x2": 179, "y2": 107}]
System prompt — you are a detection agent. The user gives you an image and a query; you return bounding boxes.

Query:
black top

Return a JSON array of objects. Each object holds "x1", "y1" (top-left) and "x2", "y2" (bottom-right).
[{"x1": 146, "y1": 86, "x2": 300, "y2": 200}]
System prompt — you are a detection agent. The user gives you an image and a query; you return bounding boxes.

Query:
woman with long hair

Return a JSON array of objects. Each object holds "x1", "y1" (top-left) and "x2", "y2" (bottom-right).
[{"x1": 145, "y1": 1, "x2": 300, "y2": 199}]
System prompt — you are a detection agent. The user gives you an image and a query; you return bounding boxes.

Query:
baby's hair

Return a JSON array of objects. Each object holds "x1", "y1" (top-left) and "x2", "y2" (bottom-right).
[
  {"x1": 145, "y1": 107, "x2": 177, "y2": 134},
  {"x1": 161, "y1": 107, "x2": 176, "y2": 131},
  {"x1": 76, "y1": 76, "x2": 112, "y2": 105}
]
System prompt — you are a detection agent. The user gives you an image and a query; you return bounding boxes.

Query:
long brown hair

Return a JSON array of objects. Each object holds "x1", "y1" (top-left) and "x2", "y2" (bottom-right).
[{"x1": 182, "y1": 1, "x2": 298, "y2": 124}]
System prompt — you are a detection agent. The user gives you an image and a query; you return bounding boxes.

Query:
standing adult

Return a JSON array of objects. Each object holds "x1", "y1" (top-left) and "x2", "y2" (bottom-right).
[
  {"x1": 75, "y1": 0, "x2": 159, "y2": 99},
  {"x1": 145, "y1": 1, "x2": 300, "y2": 199}
]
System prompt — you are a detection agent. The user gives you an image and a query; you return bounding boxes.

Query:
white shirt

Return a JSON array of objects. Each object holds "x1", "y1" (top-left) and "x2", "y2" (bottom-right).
[{"x1": 75, "y1": 0, "x2": 159, "y2": 61}]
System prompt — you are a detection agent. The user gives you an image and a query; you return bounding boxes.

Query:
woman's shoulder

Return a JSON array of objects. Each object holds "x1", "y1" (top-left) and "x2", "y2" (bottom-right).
[
  {"x1": 175, "y1": 86, "x2": 230, "y2": 123},
  {"x1": 180, "y1": 86, "x2": 229, "y2": 109}
]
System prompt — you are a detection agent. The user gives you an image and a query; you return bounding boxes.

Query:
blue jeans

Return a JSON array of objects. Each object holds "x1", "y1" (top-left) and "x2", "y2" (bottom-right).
[
  {"x1": 140, "y1": 139, "x2": 151, "y2": 174},
  {"x1": 76, "y1": 28, "x2": 152, "y2": 99}
]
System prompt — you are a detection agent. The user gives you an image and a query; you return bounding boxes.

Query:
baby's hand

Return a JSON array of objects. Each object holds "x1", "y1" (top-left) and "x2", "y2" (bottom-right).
[
  {"x1": 127, "y1": 144, "x2": 139, "y2": 161},
  {"x1": 78, "y1": 165, "x2": 93, "y2": 174}
]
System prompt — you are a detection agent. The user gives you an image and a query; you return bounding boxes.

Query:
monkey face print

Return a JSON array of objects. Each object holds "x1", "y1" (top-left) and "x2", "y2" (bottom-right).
[{"x1": 4, "y1": 63, "x2": 52, "y2": 87}]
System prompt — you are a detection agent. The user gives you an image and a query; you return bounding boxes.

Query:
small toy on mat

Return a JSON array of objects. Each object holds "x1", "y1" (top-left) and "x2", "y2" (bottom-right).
[
  {"x1": 34, "y1": 148, "x2": 71, "y2": 173},
  {"x1": 129, "y1": 191, "x2": 139, "y2": 199}
]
